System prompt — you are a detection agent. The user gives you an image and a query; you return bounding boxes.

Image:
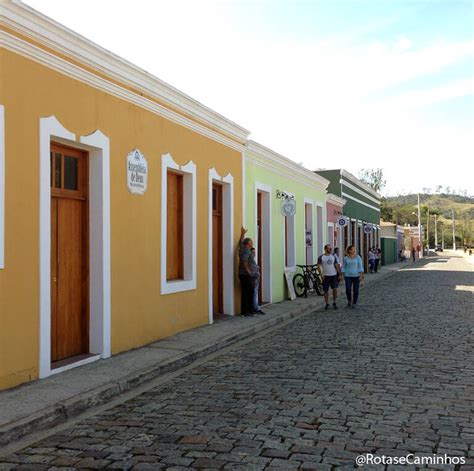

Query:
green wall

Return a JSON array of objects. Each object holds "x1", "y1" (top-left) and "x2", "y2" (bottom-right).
[
  {"x1": 381, "y1": 238, "x2": 397, "y2": 265},
  {"x1": 343, "y1": 197, "x2": 380, "y2": 224},
  {"x1": 315, "y1": 169, "x2": 341, "y2": 196},
  {"x1": 245, "y1": 160, "x2": 326, "y2": 303}
]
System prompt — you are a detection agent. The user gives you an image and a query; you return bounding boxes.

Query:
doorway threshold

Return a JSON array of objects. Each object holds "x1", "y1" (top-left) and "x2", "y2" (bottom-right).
[
  {"x1": 51, "y1": 353, "x2": 100, "y2": 375},
  {"x1": 212, "y1": 314, "x2": 233, "y2": 323}
]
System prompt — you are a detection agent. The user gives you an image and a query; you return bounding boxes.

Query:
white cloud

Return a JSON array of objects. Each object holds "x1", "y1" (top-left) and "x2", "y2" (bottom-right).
[{"x1": 22, "y1": 0, "x2": 474, "y2": 196}]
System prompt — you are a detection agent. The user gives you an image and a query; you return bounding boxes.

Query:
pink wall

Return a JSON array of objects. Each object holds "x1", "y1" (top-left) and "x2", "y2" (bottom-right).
[{"x1": 326, "y1": 202, "x2": 343, "y2": 224}]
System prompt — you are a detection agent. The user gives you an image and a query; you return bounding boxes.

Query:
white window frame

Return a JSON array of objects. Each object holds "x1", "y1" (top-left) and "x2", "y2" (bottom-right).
[
  {"x1": 327, "y1": 222, "x2": 335, "y2": 250},
  {"x1": 208, "y1": 169, "x2": 234, "y2": 323},
  {"x1": 161, "y1": 153, "x2": 196, "y2": 295},
  {"x1": 39, "y1": 116, "x2": 111, "y2": 378},
  {"x1": 303, "y1": 198, "x2": 314, "y2": 265},
  {"x1": 316, "y1": 203, "x2": 324, "y2": 258},
  {"x1": 283, "y1": 191, "x2": 296, "y2": 271},
  {"x1": 0, "y1": 105, "x2": 4, "y2": 269},
  {"x1": 255, "y1": 182, "x2": 272, "y2": 303}
]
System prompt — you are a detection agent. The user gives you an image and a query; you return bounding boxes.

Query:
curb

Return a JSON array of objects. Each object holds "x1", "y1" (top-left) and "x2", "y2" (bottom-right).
[
  {"x1": 0, "y1": 264, "x2": 407, "y2": 449},
  {"x1": 0, "y1": 300, "x2": 320, "y2": 448}
]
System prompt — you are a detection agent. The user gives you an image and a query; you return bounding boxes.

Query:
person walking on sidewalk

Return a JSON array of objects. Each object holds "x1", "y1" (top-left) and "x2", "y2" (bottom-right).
[
  {"x1": 317, "y1": 244, "x2": 341, "y2": 310},
  {"x1": 342, "y1": 245, "x2": 364, "y2": 308},
  {"x1": 238, "y1": 227, "x2": 261, "y2": 316},
  {"x1": 368, "y1": 247, "x2": 376, "y2": 273},
  {"x1": 374, "y1": 246, "x2": 381, "y2": 273}
]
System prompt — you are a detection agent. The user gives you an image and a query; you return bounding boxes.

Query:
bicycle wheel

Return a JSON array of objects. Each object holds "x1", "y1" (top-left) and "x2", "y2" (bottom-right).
[
  {"x1": 314, "y1": 275, "x2": 323, "y2": 296},
  {"x1": 293, "y1": 273, "x2": 306, "y2": 297}
]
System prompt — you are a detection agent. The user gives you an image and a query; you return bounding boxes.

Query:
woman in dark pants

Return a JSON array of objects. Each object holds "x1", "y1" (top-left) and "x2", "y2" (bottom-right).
[{"x1": 342, "y1": 245, "x2": 364, "y2": 308}]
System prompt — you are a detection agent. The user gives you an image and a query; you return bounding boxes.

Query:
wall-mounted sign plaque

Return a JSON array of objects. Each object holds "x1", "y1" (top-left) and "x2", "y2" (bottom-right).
[
  {"x1": 281, "y1": 198, "x2": 296, "y2": 217},
  {"x1": 337, "y1": 216, "x2": 348, "y2": 227},
  {"x1": 127, "y1": 149, "x2": 148, "y2": 195}
]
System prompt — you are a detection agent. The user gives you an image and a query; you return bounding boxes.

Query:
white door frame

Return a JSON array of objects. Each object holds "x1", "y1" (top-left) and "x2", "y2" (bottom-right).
[
  {"x1": 208, "y1": 169, "x2": 234, "y2": 323},
  {"x1": 255, "y1": 182, "x2": 272, "y2": 303},
  {"x1": 316, "y1": 203, "x2": 324, "y2": 258},
  {"x1": 303, "y1": 198, "x2": 314, "y2": 265},
  {"x1": 327, "y1": 222, "x2": 335, "y2": 249},
  {"x1": 39, "y1": 116, "x2": 111, "y2": 378}
]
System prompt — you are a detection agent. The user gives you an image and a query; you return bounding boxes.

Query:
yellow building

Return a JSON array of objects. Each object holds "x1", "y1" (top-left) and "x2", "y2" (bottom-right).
[{"x1": 0, "y1": 1, "x2": 249, "y2": 389}]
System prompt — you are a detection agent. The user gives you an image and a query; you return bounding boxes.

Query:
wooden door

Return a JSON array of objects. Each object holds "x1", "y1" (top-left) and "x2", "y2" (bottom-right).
[
  {"x1": 50, "y1": 143, "x2": 89, "y2": 363},
  {"x1": 257, "y1": 192, "x2": 263, "y2": 303},
  {"x1": 212, "y1": 183, "x2": 223, "y2": 316}
]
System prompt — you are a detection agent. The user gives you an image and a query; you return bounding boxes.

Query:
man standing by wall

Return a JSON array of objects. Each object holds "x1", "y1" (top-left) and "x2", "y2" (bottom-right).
[
  {"x1": 318, "y1": 244, "x2": 341, "y2": 310},
  {"x1": 238, "y1": 227, "x2": 259, "y2": 316}
]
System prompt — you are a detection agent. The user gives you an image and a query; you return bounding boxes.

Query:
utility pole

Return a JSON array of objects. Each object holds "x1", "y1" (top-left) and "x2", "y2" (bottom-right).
[
  {"x1": 442, "y1": 226, "x2": 444, "y2": 250},
  {"x1": 452, "y1": 209, "x2": 456, "y2": 251},
  {"x1": 417, "y1": 194, "x2": 423, "y2": 258},
  {"x1": 434, "y1": 214, "x2": 438, "y2": 247},
  {"x1": 426, "y1": 206, "x2": 430, "y2": 250}
]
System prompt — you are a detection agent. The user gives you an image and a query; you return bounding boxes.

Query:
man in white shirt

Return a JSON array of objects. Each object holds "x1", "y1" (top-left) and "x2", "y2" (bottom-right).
[{"x1": 317, "y1": 244, "x2": 341, "y2": 310}]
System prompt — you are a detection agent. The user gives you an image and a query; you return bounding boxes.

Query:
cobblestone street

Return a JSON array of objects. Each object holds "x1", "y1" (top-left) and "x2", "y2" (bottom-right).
[{"x1": 1, "y1": 253, "x2": 473, "y2": 470}]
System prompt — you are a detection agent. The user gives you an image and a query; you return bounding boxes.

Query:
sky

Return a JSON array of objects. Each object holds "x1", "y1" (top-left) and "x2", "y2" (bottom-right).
[{"x1": 24, "y1": 0, "x2": 474, "y2": 196}]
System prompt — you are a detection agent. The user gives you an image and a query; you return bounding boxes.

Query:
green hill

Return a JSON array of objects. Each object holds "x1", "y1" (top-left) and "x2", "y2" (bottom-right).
[{"x1": 381, "y1": 193, "x2": 474, "y2": 247}]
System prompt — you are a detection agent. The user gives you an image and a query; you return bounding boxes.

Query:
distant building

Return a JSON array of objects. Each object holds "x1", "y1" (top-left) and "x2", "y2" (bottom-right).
[
  {"x1": 380, "y1": 221, "x2": 405, "y2": 264},
  {"x1": 326, "y1": 193, "x2": 346, "y2": 253},
  {"x1": 314, "y1": 169, "x2": 381, "y2": 271}
]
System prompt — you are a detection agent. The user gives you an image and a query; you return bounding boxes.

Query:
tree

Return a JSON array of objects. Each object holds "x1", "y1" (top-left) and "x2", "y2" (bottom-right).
[{"x1": 358, "y1": 168, "x2": 386, "y2": 193}]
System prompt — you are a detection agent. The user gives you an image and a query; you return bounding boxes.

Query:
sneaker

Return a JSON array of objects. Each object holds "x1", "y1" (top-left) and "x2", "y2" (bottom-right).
[
  {"x1": 333, "y1": 303, "x2": 338, "y2": 310},
  {"x1": 243, "y1": 313, "x2": 254, "y2": 317},
  {"x1": 325, "y1": 304, "x2": 330, "y2": 310},
  {"x1": 347, "y1": 302, "x2": 351, "y2": 308},
  {"x1": 351, "y1": 304, "x2": 356, "y2": 309},
  {"x1": 256, "y1": 310, "x2": 266, "y2": 315}
]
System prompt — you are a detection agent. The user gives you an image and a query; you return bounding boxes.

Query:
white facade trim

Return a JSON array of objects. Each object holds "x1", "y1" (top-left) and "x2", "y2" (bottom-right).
[
  {"x1": 80, "y1": 129, "x2": 111, "y2": 361},
  {"x1": 340, "y1": 179, "x2": 381, "y2": 205},
  {"x1": 255, "y1": 182, "x2": 273, "y2": 303},
  {"x1": 326, "y1": 192, "x2": 346, "y2": 207},
  {"x1": 0, "y1": 105, "x2": 4, "y2": 269},
  {"x1": 282, "y1": 190, "x2": 296, "y2": 271},
  {"x1": 0, "y1": 1, "x2": 250, "y2": 143},
  {"x1": 0, "y1": 29, "x2": 247, "y2": 153},
  {"x1": 303, "y1": 197, "x2": 315, "y2": 265},
  {"x1": 246, "y1": 141, "x2": 329, "y2": 192},
  {"x1": 39, "y1": 116, "x2": 111, "y2": 379},
  {"x1": 327, "y1": 222, "x2": 335, "y2": 249},
  {"x1": 340, "y1": 169, "x2": 381, "y2": 199},
  {"x1": 341, "y1": 191, "x2": 381, "y2": 212},
  {"x1": 208, "y1": 169, "x2": 234, "y2": 324},
  {"x1": 316, "y1": 203, "x2": 324, "y2": 258},
  {"x1": 161, "y1": 153, "x2": 197, "y2": 295}
]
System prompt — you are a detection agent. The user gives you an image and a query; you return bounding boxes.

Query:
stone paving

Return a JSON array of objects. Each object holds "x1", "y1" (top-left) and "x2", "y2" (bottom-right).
[{"x1": 1, "y1": 254, "x2": 473, "y2": 470}]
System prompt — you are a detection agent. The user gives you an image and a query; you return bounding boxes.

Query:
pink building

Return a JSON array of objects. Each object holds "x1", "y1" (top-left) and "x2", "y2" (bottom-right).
[{"x1": 326, "y1": 194, "x2": 346, "y2": 254}]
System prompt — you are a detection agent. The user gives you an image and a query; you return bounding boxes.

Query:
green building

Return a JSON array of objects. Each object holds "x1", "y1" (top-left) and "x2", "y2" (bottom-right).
[
  {"x1": 315, "y1": 169, "x2": 381, "y2": 272},
  {"x1": 244, "y1": 141, "x2": 329, "y2": 303}
]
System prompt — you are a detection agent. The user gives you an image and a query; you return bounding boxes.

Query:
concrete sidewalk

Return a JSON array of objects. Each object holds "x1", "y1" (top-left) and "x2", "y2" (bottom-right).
[{"x1": 0, "y1": 261, "x2": 409, "y2": 448}]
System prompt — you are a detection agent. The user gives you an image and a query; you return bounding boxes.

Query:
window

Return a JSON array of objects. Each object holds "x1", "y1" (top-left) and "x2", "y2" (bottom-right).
[
  {"x1": 166, "y1": 171, "x2": 184, "y2": 281},
  {"x1": 161, "y1": 153, "x2": 196, "y2": 294}
]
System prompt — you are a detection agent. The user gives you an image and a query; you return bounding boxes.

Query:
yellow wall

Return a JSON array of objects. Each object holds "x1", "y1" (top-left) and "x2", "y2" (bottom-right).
[{"x1": 0, "y1": 49, "x2": 243, "y2": 389}]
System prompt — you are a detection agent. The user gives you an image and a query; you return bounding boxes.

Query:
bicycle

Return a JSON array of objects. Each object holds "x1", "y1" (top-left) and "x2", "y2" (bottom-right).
[{"x1": 293, "y1": 264, "x2": 323, "y2": 297}]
